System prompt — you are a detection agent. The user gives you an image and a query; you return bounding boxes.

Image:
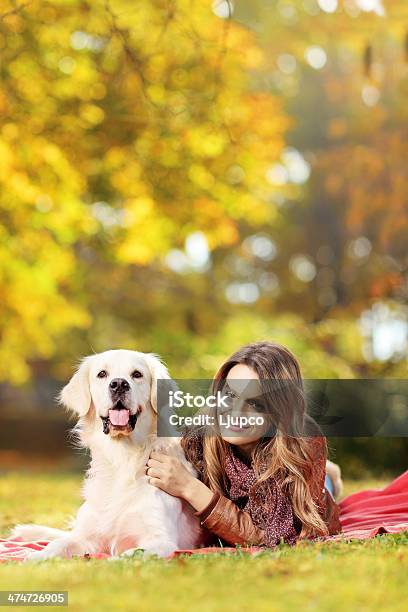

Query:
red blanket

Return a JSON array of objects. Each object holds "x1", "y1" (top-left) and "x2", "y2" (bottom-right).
[{"x1": 1, "y1": 471, "x2": 407, "y2": 561}]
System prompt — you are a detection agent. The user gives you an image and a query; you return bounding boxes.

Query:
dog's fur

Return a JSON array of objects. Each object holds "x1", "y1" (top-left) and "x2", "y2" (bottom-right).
[{"x1": 10, "y1": 350, "x2": 201, "y2": 559}]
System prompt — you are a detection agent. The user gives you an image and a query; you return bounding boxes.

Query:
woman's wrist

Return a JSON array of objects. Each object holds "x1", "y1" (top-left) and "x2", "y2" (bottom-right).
[{"x1": 182, "y1": 476, "x2": 214, "y2": 513}]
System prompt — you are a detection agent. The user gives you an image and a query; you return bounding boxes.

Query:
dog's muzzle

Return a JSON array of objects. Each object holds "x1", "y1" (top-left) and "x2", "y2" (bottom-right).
[{"x1": 100, "y1": 401, "x2": 138, "y2": 435}]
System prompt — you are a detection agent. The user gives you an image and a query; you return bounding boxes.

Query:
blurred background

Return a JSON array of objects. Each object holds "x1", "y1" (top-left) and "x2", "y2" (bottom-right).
[{"x1": 0, "y1": 0, "x2": 407, "y2": 477}]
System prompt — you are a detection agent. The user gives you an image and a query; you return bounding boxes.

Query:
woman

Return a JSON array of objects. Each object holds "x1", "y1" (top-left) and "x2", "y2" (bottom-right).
[{"x1": 146, "y1": 341, "x2": 342, "y2": 547}]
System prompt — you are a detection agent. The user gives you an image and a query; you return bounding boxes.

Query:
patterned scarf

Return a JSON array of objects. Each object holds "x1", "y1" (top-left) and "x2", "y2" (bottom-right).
[
  {"x1": 224, "y1": 444, "x2": 298, "y2": 546},
  {"x1": 183, "y1": 431, "x2": 299, "y2": 546}
]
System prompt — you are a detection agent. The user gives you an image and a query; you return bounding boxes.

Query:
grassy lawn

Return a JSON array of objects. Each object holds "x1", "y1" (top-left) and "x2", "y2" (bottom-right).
[{"x1": 0, "y1": 472, "x2": 407, "y2": 612}]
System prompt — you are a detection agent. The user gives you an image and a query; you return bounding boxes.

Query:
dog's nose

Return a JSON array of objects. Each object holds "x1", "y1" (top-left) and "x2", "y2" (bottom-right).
[{"x1": 109, "y1": 378, "x2": 130, "y2": 393}]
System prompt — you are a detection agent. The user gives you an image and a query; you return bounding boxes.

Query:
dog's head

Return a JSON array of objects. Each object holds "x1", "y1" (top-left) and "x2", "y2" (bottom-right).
[{"x1": 59, "y1": 349, "x2": 169, "y2": 439}]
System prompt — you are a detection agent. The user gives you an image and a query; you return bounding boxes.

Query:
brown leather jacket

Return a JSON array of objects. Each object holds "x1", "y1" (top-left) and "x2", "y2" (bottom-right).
[
  {"x1": 196, "y1": 488, "x2": 341, "y2": 547},
  {"x1": 193, "y1": 437, "x2": 342, "y2": 547}
]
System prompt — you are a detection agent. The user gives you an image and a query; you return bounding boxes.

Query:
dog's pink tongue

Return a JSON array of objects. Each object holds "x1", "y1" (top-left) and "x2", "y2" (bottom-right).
[{"x1": 109, "y1": 409, "x2": 130, "y2": 426}]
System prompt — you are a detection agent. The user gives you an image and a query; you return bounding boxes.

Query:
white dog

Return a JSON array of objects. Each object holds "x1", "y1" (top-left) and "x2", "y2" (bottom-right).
[{"x1": 10, "y1": 350, "x2": 201, "y2": 559}]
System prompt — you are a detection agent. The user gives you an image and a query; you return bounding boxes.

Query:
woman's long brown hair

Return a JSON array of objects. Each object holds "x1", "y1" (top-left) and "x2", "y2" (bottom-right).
[{"x1": 197, "y1": 341, "x2": 329, "y2": 539}]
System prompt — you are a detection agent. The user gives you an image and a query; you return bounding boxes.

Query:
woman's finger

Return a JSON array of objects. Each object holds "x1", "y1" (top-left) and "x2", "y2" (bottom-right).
[
  {"x1": 148, "y1": 477, "x2": 164, "y2": 489},
  {"x1": 149, "y1": 451, "x2": 168, "y2": 462},
  {"x1": 146, "y1": 467, "x2": 162, "y2": 479},
  {"x1": 146, "y1": 458, "x2": 162, "y2": 469}
]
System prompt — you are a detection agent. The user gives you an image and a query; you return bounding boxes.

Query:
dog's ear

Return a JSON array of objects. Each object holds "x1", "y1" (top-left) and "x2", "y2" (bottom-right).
[
  {"x1": 145, "y1": 354, "x2": 170, "y2": 414},
  {"x1": 59, "y1": 356, "x2": 93, "y2": 416}
]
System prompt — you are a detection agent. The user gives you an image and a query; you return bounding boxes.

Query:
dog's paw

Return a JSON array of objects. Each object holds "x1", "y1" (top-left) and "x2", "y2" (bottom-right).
[
  {"x1": 25, "y1": 547, "x2": 54, "y2": 562},
  {"x1": 118, "y1": 548, "x2": 145, "y2": 560},
  {"x1": 24, "y1": 538, "x2": 80, "y2": 561},
  {"x1": 141, "y1": 543, "x2": 177, "y2": 558},
  {"x1": 107, "y1": 548, "x2": 144, "y2": 562}
]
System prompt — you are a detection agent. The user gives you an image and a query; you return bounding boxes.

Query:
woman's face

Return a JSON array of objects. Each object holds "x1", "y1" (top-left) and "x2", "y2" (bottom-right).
[{"x1": 217, "y1": 363, "x2": 271, "y2": 448}]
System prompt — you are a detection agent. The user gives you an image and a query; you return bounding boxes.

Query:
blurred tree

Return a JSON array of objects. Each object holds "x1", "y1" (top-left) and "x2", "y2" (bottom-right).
[
  {"x1": 0, "y1": 0, "x2": 406, "y2": 472},
  {"x1": 0, "y1": 0, "x2": 406, "y2": 385},
  {"x1": 225, "y1": 0, "x2": 408, "y2": 376},
  {"x1": 0, "y1": 0, "x2": 288, "y2": 382}
]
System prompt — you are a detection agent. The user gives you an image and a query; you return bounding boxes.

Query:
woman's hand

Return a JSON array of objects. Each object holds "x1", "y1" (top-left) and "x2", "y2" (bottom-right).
[
  {"x1": 146, "y1": 451, "x2": 195, "y2": 498},
  {"x1": 146, "y1": 451, "x2": 214, "y2": 512}
]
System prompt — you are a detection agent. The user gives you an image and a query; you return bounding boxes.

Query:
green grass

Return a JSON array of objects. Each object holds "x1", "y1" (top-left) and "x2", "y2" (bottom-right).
[{"x1": 0, "y1": 472, "x2": 407, "y2": 612}]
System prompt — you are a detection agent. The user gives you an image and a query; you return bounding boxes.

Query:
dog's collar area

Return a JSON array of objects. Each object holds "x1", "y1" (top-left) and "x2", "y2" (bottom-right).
[{"x1": 100, "y1": 413, "x2": 138, "y2": 435}]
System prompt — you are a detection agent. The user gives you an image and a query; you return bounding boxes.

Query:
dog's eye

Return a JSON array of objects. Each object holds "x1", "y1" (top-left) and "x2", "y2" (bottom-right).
[
  {"x1": 131, "y1": 370, "x2": 143, "y2": 379},
  {"x1": 97, "y1": 370, "x2": 108, "y2": 378}
]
